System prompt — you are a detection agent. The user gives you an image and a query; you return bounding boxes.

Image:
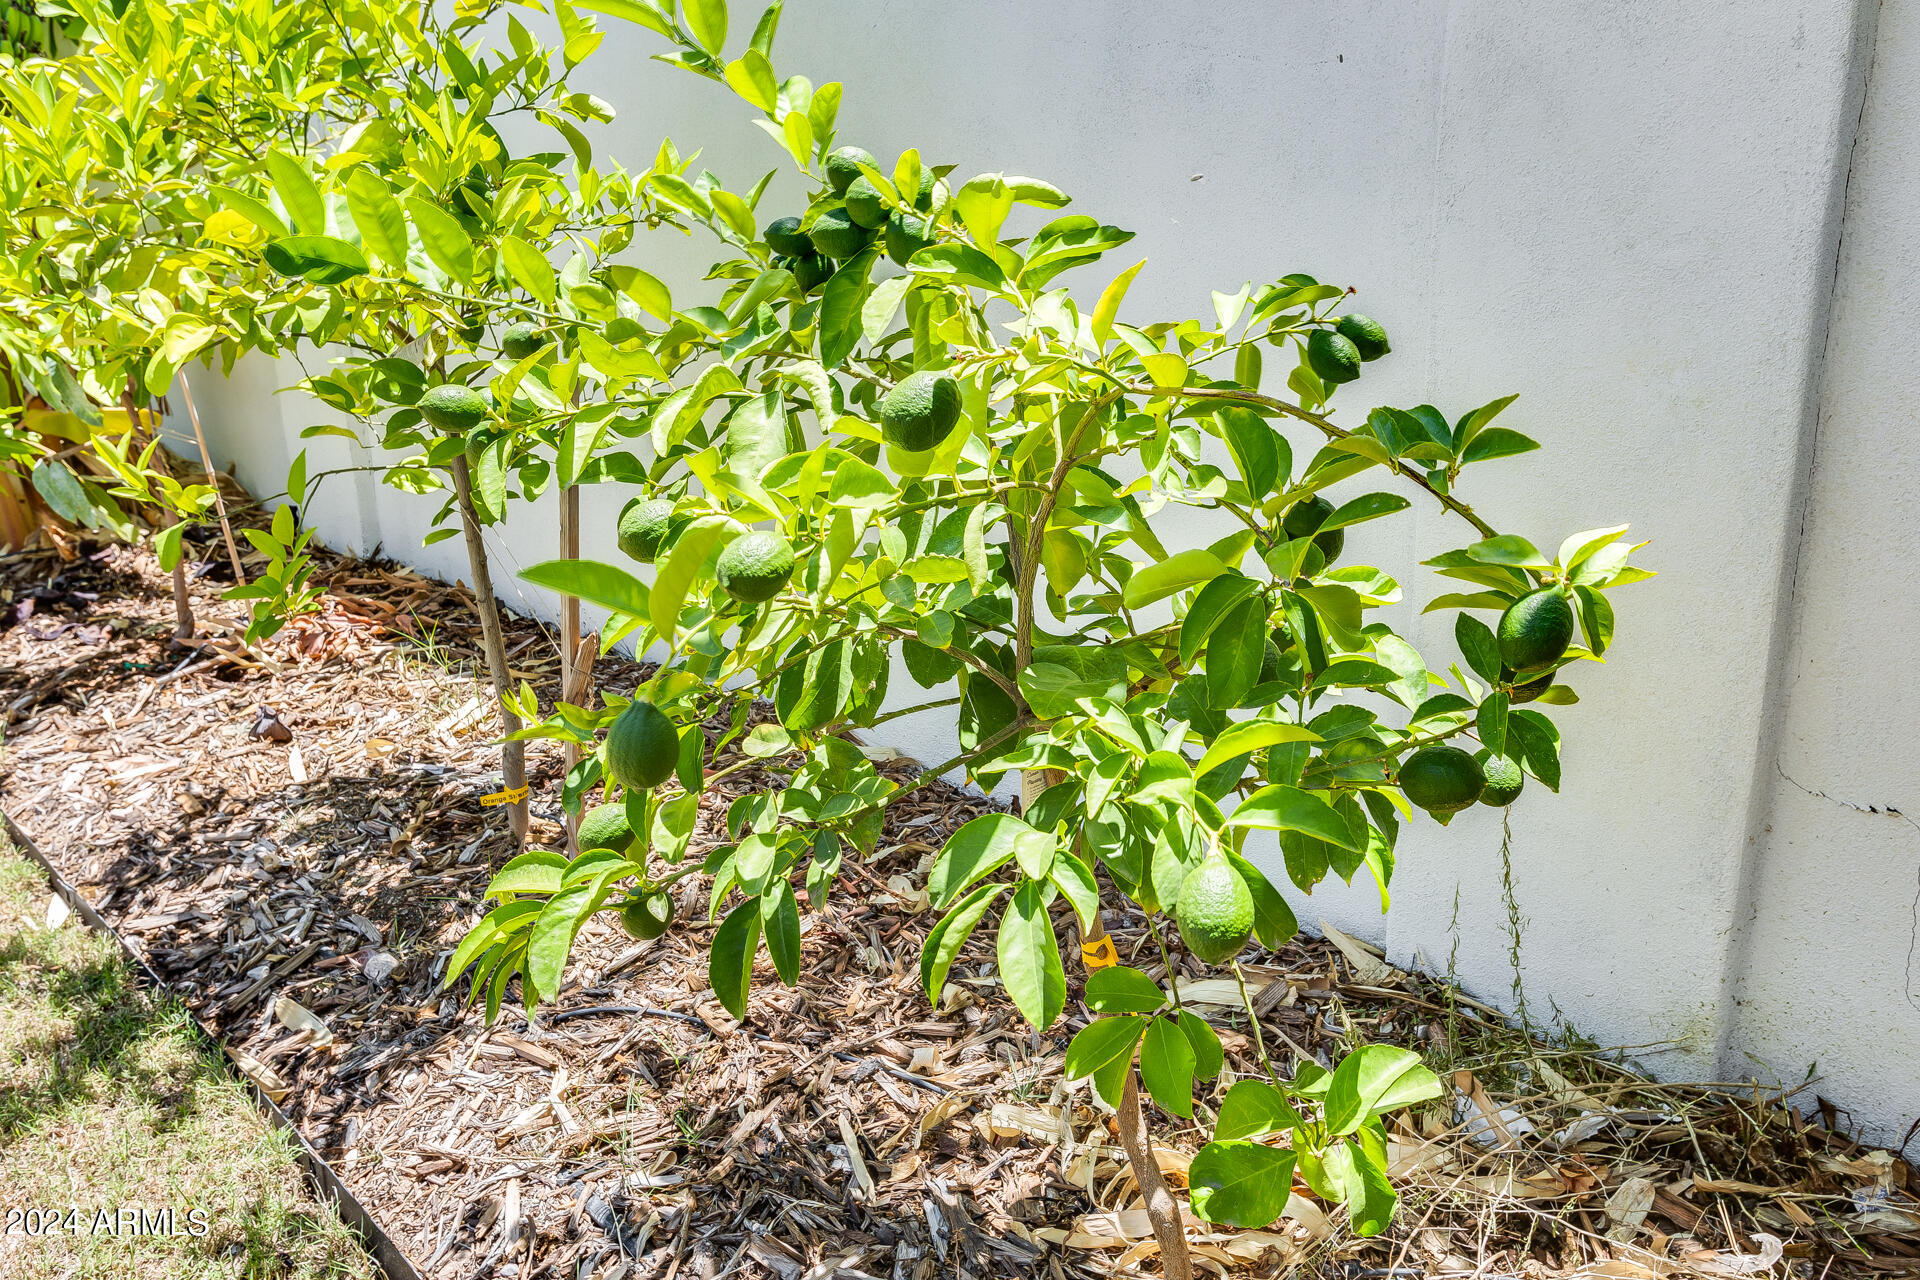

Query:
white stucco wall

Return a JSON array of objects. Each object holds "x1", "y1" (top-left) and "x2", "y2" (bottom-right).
[{"x1": 170, "y1": 1, "x2": 1918, "y2": 1144}]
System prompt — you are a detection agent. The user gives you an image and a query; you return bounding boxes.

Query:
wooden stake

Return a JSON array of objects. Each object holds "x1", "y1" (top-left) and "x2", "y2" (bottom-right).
[{"x1": 174, "y1": 375, "x2": 246, "y2": 586}]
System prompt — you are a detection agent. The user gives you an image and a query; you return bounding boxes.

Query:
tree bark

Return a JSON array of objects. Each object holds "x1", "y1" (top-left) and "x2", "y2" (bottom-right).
[
  {"x1": 1118, "y1": 1070, "x2": 1195, "y2": 1280},
  {"x1": 120, "y1": 382, "x2": 196, "y2": 642},
  {"x1": 450, "y1": 452, "x2": 528, "y2": 848}
]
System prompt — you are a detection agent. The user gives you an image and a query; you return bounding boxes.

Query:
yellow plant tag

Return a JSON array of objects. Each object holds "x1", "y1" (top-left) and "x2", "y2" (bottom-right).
[
  {"x1": 1080, "y1": 933, "x2": 1119, "y2": 971},
  {"x1": 479, "y1": 785, "x2": 529, "y2": 808}
]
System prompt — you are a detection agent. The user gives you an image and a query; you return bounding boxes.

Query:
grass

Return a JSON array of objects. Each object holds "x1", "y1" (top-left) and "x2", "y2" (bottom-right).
[{"x1": 0, "y1": 842, "x2": 377, "y2": 1280}]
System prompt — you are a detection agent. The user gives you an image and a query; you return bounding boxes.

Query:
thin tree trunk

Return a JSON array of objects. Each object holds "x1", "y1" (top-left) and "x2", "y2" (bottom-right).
[
  {"x1": 1118, "y1": 1070, "x2": 1194, "y2": 1280},
  {"x1": 450, "y1": 452, "x2": 528, "y2": 848},
  {"x1": 121, "y1": 381, "x2": 196, "y2": 642},
  {"x1": 558, "y1": 482, "x2": 582, "y2": 855}
]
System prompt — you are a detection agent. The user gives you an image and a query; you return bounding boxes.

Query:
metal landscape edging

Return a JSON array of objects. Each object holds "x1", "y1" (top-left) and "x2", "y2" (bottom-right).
[{"x1": 2, "y1": 809, "x2": 426, "y2": 1280}]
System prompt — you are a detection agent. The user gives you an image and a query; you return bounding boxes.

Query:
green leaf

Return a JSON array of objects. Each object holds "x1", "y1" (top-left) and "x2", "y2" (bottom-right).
[
  {"x1": 1214, "y1": 1079, "x2": 1306, "y2": 1140},
  {"x1": 1189, "y1": 1141, "x2": 1297, "y2": 1228},
  {"x1": 861, "y1": 273, "x2": 913, "y2": 345},
  {"x1": 1508, "y1": 708, "x2": 1561, "y2": 791},
  {"x1": 1223, "y1": 850, "x2": 1300, "y2": 950},
  {"x1": 650, "y1": 515, "x2": 738, "y2": 643},
  {"x1": 920, "y1": 882, "x2": 1006, "y2": 1001},
  {"x1": 1218, "y1": 407, "x2": 1279, "y2": 501},
  {"x1": 1178, "y1": 1009, "x2": 1225, "y2": 1080},
  {"x1": 1229, "y1": 785, "x2": 1362, "y2": 850},
  {"x1": 1454, "y1": 612, "x2": 1502, "y2": 684},
  {"x1": 929, "y1": 813, "x2": 1049, "y2": 909},
  {"x1": 1326, "y1": 1137, "x2": 1398, "y2": 1236},
  {"x1": 526, "y1": 880, "x2": 605, "y2": 1001},
  {"x1": 1123, "y1": 547, "x2": 1229, "y2": 610},
  {"x1": 210, "y1": 185, "x2": 290, "y2": 240},
  {"x1": 500, "y1": 236, "x2": 558, "y2": 304},
  {"x1": 1064, "y1": 1014, "x2": 1145, "y2": 1079},
  {"x1": 442, "y1": 900, "x2": 543, "y2": 989},
  {"x1": 519, "y1": 558, "x2": 651, "y2": 619},
  {"x1": 1324, "y1": 1044, "x2": 1442, "y2": 1136},
  {"x1": 607, "y1": 265, "x2": 673, "y2": 320},
  {"x1": 1206, "y1": 595, "x2": 1267, "y2": 709},
  {"x1": 1179, "y1": 572, "x2": 1259, "y2": 666},
  {"x1": 710, "y1": 898, "x2": 762, "y2": 1018},
  {"x1": 763, "y1": 882, "x2": 802, "y2": 985},
  {"x1": 262, "y1": 236, "x2": 369, "y2": 284},
  {"x1": 998, "y1": 880, "x2": 1065, "y2": 1029},
  {"x1": 1477, "y1": 690, "x2": 1509, "y2": 758},
  {"x1": 1321, "y1": 491, "x2": 1411, "y2": 532},
  {"x1": 1091, "y1": 259, "x2": 1146, "y2": 346},
  {"x1": 1462, "y1": 427, "x2": 1540, "y2": 464},
  {"x1": 30, "y1": 462, "x2": 100, "y2": 526},
  {"x1": 1140, "y1": 1015, "x2": 1197, "y2": 1116},
  {"x1": 154, "y1": 522, "x2": 186, "y2": 572},
  {"x1": 724, "y1": 48, "x2": 778, "y2": 110},
  {"x1": 908, "y1": 242, "x2": 1006, "y2": 292},
  {"x1": 264, "y1": 149, "x2": 324, "y2": 235},
  {"x1": 344, "y1": 168, "x2": 408, "y2": 267},
  {"x1": 404, "y1": 196, "x2": 475, "y2": 284},
  {"x1": 486, "y1": 850, "x2": 569, "y2": 898},
  {"x1": 819, "y1": 249, "x2": 877, "y2": 367},
  {"x1": 1084, "y1": 966, "x2": 1167, "y2": 1014},
  {"x1": 685, "y1": 0, "x2": 726, "y2": 54},
  {"x1": 1452, "y1": 393, "x2": 1519, "y2": 453}
]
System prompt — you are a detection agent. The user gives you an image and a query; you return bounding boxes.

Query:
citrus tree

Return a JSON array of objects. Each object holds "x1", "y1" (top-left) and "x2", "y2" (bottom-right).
[{"x1": 444, "y1": 5, "x2": 1651, "y2": 1274}]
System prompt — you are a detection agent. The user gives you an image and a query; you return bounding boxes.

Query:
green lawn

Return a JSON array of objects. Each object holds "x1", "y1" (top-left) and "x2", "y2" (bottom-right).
[{"x1": 0, "y1": 842, "x2": 377, "y2": 1280}]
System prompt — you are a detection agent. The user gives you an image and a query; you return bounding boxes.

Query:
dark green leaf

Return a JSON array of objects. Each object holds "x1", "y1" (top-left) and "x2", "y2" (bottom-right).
[
  {"x1": 709, "y1": 898, "x2": 762, "y2": 1018},
  {"x1": 997, "y1": 880, "x2": 1065, "y2": 1029},
  {"x1": 1084, "y1": 966, "x2": 1167, "y2": 1014},
  {"x1": 1140, "y1": 1016, "x2": 1197, "y2": 1117},
  {"x1": 1064, "y1": 1014, "x2": 1145, "y2": 1079},
  {"x1": 1189, "y1": 1140, "x2": 1297, "y2": 1228}
]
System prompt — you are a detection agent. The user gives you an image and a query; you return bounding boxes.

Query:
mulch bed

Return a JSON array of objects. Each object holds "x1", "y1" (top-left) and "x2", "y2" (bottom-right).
[{"x1": 3, "y1": 508, "x2": 1918, "y2": 1280}]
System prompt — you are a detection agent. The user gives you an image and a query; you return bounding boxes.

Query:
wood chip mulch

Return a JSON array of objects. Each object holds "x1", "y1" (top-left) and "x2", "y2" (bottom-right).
[{"x1": 3, "y1": 513, "x2": 1918, "y2": 1280}]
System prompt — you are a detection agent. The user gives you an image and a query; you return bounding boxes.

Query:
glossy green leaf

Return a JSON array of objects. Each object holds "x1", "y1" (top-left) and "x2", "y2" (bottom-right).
[
  {"x1": 1229, "y1": 784, "x2": 1363, "y2": 849},
  {"x1": 1189, "y1": 1140, "x2": 1297, "y2": 1228},
  {"x1": 709, "y1": 898, "x2": 762, "y2": 1018},
  {"x1": 997, "y1": 880, "x2": 1065, "y2": 1029},
  {"x1": 1064, "y1": 1014, "x2": 1145, "y2": 1079},
  {"x1": 1084, "y1": 966, "x2": 1167, "y2": 1014}
]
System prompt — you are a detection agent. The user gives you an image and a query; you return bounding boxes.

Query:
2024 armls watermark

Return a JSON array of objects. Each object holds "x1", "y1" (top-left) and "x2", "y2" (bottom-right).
[{"x1": 4, "y1": 1205, "x2": 211, "y2": 1237}]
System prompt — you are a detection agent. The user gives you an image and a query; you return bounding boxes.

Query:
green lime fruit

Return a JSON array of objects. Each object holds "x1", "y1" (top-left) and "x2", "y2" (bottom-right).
[
  {"x1": 617, "y1": 498, "x2": 676, "y2": 565},
  {"x1": 715, "y1": 531, "x2": 795, "y2": 603},
  {"x1": 1281, "y1": 494, "x2": 1345, "y2": 565},
  {"x1": 808, "y1": 207, "x2": 874, "y2": 259},
  {"x1": 1497, "y1": 587, "x2": 1575, "y2": 674},
  {"x1": 825, "y1": 145, "x2": 877, "y2": 196},
  {"x1": 418, "y1": 384, "x2": 491, "y2": 434},
  {"x1": 618, "y1": 892, "x2": 675, "y2": 941},
  {"x1": 501, "y1": 321, "x2": 547, "y2": 361},
  {"x1": 577, "y1": 801, "x2": 637, "y2": 854},
  {"x1": 606, "y1": 699, "x2": 680, "y2": 791},
  {"x1": 880, "y1": 370, "x2": 963, "y2": 453},
  {"x1": 764, "y1": 215, "x2": 812, "y2": 256},
  {"x1": 1177, "y1": 851, "x2": 1255, "y2": 965},
  {"x1": 844, "y1": 175, "x2": 888, "y2": 228},
  {"x1": 790, "y1": 252, "x2": 835, "y2": 293},
  {"x1": 1399, "y1": 744, "x2": 1485, "y2": 813},
  {"x1": 1335, "y1": 314, "x2": 1391, "y2": 361},
  {"x1": 1506, "y1": 666, "x2": 1557, "y2": 704},
  {"x1": 1475, "y1": 750, "x2": 1525, "y2": 807},
  {"x1": 1306, "y1": 328, "x2": 1363, "y2": 385},
  {"x1": 884, "y1": 211, "x2": 936, "y2": 266},
  {"x1": 1259, "y1": 637, "x2": 1283, "y2": 686}
]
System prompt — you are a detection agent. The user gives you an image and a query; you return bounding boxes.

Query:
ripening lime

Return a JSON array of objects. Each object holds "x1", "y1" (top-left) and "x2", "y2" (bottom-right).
[
  {"x1": 619, "y1": 892, "x2": 675, "y2": 940},
  {"x1": 1399, "y1": 744, "x2": 1485, "y2": 813},
  {"x1": 885, "y1": 211, "x2": 936, "y2": 267},
  {"x1": 808, "y1": 207, "x2": 874, "y2": 259},
  {"x1": 606, "y1": 699, "x2": 679, "y2": 791},
  {"x1": 577, "y1": 801, "x2": 637, "y2": 854},
  {"x1": 844, "y1": 176, "x2": 888, "y2": 228},
  {"x1": 880, "y1": 370, "x2": 963, "y2": 453},
  {"x1": 825, "y1": 145, "x2": 877, "y2": 196},
  {"x1": 764, "y1": 216, "x2": 812, "y2": 256},
  {"x1": 1475, "y1": 750, "x2": 1525, "y2": 807},
  {"x1": 789, "y1": 252, "x2": 835, "y2": 293},
  {"x1": 1306, "y1": 329, "x2": 1363, "y2": 385},
  {"x1": 418, "y1": 384, "x2": 491, "y2": 434},
  {"x1": 715, "y1": 531, "x2": 795, "y2": 603},
  {"x1": 1177, "y1": 851, "x2": 1255, "y2": 965},
  {"x1": 1506, "y1": 665, "x2": 1557, "y2": 704},
  {"x1": 1281, "y1": 494, "x2": 1345, "y2": 565},
  {"x1": 501, "y1": 321, "x2": 547, "y2": 361},
  {"x1": 617, "y1": 498, "x2": 675, "y2": 565},
  {"x1": 1335, "y1": 314, "x2": 1391, "y2": 361},
  {"x1": 1497, "y1": 587, "x2": 1575, "y2": 674}
]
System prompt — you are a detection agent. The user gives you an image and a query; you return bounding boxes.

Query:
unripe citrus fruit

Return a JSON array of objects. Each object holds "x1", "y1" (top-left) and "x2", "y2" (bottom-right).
[
  {"x1": 1177, "y1": 851, "x2": 1255, "y2": 965},
  {"x1": 808, "y1": 207, "x2": 873, "y2": 259},
  {"x1": 1335, "y1": 314, "x2": 1391, "y2": 361},
  {"x1": 1281, "y1": 494, "x2": 1345, "y2": 565},
  {"x1": 880, "y1": 370, "x2": 963, "y2": 453},
  {"x1": 619, "y1": 892, "x2": 674, "y2": 940},
  {"x1": 1497, "y1": 587, "x2": 1575, "y2": 674},
  {"x1": 617, "y1": 498, "x2": 675, "y2": 565},
  {"x1": 1475, "y1": 750, "x2": 1525, "y2": 807},
  {"x1": 501, "y1": 321, "x2": 547, "y2": 361},
  {"x1": 577, "y1": 801, "x2": 637, "y2": 854},
  {"x1": 824, "y1": 145, "x2": 876, "y2": 196},
  {"x1": 1399, "y1": 744, "x2": 1485, "y2": 813},
  {"x1": 844, "y1": 175, "x2": 888, "y2": 228},
  {"x1": 884, "y1": 211, "x2": 936, "y2": 266},
  {"x1": 418, "y1": 384, "x2": 491, "y2": 434},
  {"x1": 764, "y1": 216, "x2": 812, "y2": 256},
  {"x1": 1506, "y1": 666, "x2": 1557, "y2": 704},
  {"x1": 715, "y1": 531, "x2": 795, "y2": 603},
  {"x1": 1306, "y1": 329, "x2": 1363, "y2": 384},
  {"x1": 606, "y1": 699, "x2": 679, "y2": 791},
  {"x1": 789, "y1": 252, "x2": 835, "y2": 293}
]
